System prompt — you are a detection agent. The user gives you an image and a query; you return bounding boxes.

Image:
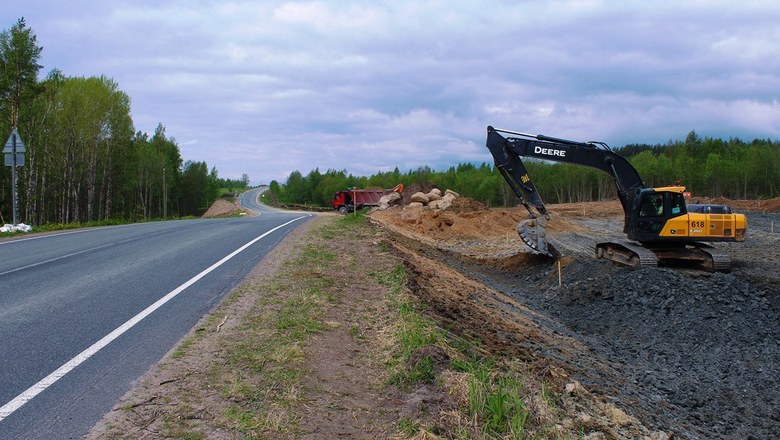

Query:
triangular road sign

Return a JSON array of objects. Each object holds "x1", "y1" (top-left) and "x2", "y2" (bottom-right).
[{"x1": 3, "y1": 128, "x2": 26, "y2": 153}]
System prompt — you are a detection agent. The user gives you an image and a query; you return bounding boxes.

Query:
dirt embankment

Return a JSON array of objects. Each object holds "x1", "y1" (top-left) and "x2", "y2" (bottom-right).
[
  {"x1": 201, "y1": 198, "x2": 248, "y2": 218},
  {"x1": 370, "y1": 197, "x2": 780, "y2": 440}
]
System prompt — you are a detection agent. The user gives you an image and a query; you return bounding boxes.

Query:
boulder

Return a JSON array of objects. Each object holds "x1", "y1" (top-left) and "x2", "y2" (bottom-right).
[
  {"x1": 410, "y1": 192, "x2": 429, "y2": 205},
  {"x1": 408, "y1": 202, "x2": 424, "y2": 209},
  {"x1": 378, "y1": 191, "x2": 402, "y2": 210},
  {"x1": 444, "y1": 189, "x2": 460, "y2": 198},
  {"x1": 428, "y1": 200, "x2": 442, "y2": 210}
]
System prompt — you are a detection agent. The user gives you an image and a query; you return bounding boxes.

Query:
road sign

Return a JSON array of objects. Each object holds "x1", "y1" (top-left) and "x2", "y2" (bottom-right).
[
  {"x1": 4, "y1": 153, "x2": 25, "y2": 167},
  {"x1": 3, "y1": 127, "x2": 25, "y2": 153},
  {"x1": 3, "y1": 127, "x2": 26, "y2": 226}
]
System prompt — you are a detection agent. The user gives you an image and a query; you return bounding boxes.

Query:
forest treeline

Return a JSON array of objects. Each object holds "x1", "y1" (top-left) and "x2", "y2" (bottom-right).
[
  {"x1": 268, "y1": 130, "x2": 780, "y2": 209},
  {"x1": 0, "y1": 19, "x2": 248, "y2": 225}
]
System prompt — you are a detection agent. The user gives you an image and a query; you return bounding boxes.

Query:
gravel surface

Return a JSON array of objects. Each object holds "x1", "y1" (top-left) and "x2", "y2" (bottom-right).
[{"x1": 457, "y1": 211, "x2": 780, "y2": 440}]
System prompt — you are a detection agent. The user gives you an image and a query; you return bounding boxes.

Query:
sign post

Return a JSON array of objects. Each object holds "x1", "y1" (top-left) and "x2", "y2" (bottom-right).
[{"x1": 3, "y1": 127, "x2": 26, "y2": 226}]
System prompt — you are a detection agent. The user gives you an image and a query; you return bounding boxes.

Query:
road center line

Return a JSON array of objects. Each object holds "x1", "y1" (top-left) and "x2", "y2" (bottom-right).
[
  {"x1": 0, "y1": 215, "x2": 307, "y2": 422},
  {"x1": 0, "y1": 240, "x2": 126, "y2": 277}
]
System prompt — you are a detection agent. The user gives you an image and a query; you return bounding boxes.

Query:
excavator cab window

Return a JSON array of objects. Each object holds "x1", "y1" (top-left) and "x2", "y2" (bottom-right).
[
  {"x1": 639, "y1": 194, "x2": 664, "y2": 218},
  {"x1": 636, "y1": 193, "x2": 666, "y2": 235},
  {"x1": 670, "y1": 193, "x2": 685, "y2": 216}
]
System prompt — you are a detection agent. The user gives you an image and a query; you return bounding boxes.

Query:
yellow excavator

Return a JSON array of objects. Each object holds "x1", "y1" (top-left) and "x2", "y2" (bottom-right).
[{"x1": 486, "y1": 126, "x2": 747, "y2": 271}]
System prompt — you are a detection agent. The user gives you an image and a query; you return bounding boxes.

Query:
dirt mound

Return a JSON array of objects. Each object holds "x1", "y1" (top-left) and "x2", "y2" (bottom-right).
[
  {"x1": 401, "y1": 182, "x2": 438, "y2": 205},
  {"x1": 372, "y1": 206, "x2": 522, "y2": 244},
  {"x1": 689, "y1": 196, "x2": 780, "y2": 212},
  {"x1": 201, "y1": 199, "x2": 245, "y2": 218},
  {"x1": 447, "y1": 196, "x2": 487, "y2": 213}
]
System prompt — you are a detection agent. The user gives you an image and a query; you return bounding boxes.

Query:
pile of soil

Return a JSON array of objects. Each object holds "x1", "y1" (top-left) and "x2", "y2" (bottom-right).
[
  {"x1": 400, "y1": 182, "x2": 438, "y2": 205},
  {"x1": 201, "y1": 199, "x2": 246, "y2": 218},
  {"x1": 370, "y1": 197, "x2": 780, "y2": 439},
  {"x1": 373, "y1": 207, "x2": 520, "y2": 243},
  {"x1": 699, "y1": 196, "x2": 780, "y2": 213}
]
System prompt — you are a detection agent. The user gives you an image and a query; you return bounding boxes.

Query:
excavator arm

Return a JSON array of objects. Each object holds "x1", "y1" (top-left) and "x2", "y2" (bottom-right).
[
  {"x1": 486, "y1": 126, "x2": 646, "y2": 256},
  {"x1": 487, "y1": 126, "x2": 645, "y2": 212}
]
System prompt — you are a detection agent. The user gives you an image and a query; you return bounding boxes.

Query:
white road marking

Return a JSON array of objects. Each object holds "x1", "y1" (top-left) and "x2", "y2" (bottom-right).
[
  {"x1": 0, "y1": 240, "x2": 127, "y2": 276},
  {"x1": 0, "y1": 224, "x2": 128, "y2": 246},
  {"x1": 0, "y1": 215, "x2": 307, "y2": 422}
]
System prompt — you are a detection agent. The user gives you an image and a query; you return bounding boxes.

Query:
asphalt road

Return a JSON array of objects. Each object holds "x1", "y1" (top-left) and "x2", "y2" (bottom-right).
[{"x1": 0, "y1": 189, "x2": 309, "y2": 439}]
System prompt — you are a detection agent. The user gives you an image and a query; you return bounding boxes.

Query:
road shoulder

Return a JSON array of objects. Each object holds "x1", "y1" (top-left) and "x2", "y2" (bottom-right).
[{"x1": 85, "y1": 215, "x2": 407, "y2": 439}]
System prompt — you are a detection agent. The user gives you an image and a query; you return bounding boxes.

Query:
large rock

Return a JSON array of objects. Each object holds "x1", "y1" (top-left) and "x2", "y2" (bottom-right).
[
  {"x1": 410, "y1": 192, "x2": 429, "y2": 205},
  {"x1": 408, "y1": 202, "x2": 424, "y2": 209},
  {"x1": 437, "y1": 190, "x2": 460, "y2": 210},
  {"x1": 378, "y1": 191, "x2": 402, "y2": 210},
  {"x1": 426, "y1": 190, "x2": 442, "y2": 201}
]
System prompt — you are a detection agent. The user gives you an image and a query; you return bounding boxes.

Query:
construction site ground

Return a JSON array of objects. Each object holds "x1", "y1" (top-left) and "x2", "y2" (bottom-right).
[{"x1": 370, "y1": 196, "x2": 780, "y2": 439}]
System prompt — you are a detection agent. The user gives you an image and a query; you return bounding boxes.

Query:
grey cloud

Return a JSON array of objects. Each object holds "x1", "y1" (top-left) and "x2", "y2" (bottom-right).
[{"x1": 3, "y1": 0, "x2": 779, "y2": 184}]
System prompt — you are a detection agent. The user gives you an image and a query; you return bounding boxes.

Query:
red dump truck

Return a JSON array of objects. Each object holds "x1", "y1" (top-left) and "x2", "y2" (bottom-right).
[{"x1": 332, "y1": 184, "x2": 403, "y2": 214}]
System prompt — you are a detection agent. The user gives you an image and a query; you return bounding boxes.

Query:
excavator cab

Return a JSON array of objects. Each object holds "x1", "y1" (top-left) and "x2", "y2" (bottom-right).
[{"x1": 631, "y1": 188, "x2": 688, "y2": 240}]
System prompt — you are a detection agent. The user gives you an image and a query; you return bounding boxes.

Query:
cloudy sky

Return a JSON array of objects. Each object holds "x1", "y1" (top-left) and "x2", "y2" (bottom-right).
[{"x1": 3, "y1": 1, "x2": 779, "y2": 184}]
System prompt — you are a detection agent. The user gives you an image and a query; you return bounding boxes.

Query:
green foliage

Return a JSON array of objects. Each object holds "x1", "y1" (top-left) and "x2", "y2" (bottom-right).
[
  {"x1": 179, "y1": 160, "x2": 219, "y2": 216},
  {"x1": 386, "y1": 276, "x2": 448, "y2": 389},
  {"x1": 0, "y1": 19, "x2": 232, "y2": 224},
  {"x1": 462, "y1": 362, "x2": 530, "y2": 437},
  {"x1": 0, "y1": 18, "x2": 43, "y2": 127}
]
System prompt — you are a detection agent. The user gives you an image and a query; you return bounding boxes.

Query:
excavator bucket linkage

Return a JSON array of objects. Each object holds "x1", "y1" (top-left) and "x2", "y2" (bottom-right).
[{"x1": 518, "y1": 215, "x2": 552, "y2": 256}]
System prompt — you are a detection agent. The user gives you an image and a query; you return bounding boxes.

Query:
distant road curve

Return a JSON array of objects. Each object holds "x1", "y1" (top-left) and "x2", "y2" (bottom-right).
[{"x1": 240, "y1": 186, "x2": 276, "y2": 214}]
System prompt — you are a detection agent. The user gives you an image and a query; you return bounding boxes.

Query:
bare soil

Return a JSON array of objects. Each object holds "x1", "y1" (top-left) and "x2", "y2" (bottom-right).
[{"x1": 201, "y1": 198, "x2": 250, "y2": 218}]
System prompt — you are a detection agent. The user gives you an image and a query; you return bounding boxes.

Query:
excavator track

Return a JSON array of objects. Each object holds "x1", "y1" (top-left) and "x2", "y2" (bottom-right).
[
  {"x1": 691, "y1": 243, "x2": 731, "y2": 272},
  {"x1": 595, "y1": 240, "x2": 658, "y2": 268},
  {"x1": 595, "y1": 240, "x2": 731, "y2": 272}
]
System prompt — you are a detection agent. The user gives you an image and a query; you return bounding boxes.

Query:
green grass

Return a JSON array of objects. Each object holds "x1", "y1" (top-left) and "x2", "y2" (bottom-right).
[
  {"x1": 0, "y1": 218, "x2": 125, "y2": 236},
  {"x1": 318, "y1": 210, "x2": 372, "y2": 239},
  {"x1": 172, "y1": 338, "x2": 196, "y2": 359},
  {"x1": 145, "y1": 226, "x2": 343, "y2": 440},
  {"x1": 378, "y1": 262, "x2": 562, "y2": 438},
  {"x1": 207, "y1": 234, "x2": 339, "y2": 438},
  {"x1": 376, "y1": 264, "x2": 448, "y2": 389},
  {"x1": 398, "y1": 418, "x2": 420, "y2": 436}
]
